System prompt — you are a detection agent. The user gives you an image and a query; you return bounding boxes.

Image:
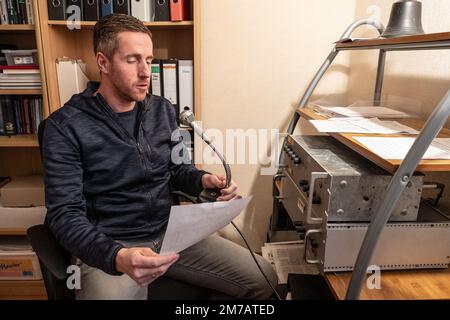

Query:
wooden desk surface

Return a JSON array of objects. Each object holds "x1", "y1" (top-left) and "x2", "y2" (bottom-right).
[{"x1": 325, "y1": 268, "x2": 450, "y2": 300}]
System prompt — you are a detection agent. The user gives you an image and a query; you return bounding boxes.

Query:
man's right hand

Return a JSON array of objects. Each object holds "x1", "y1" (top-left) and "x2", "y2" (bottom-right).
[{"x1": 115, "y1": 247, "x2": 179, "y2": 286}]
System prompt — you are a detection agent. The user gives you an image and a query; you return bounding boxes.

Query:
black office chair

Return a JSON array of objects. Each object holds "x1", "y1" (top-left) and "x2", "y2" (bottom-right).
[{"x1": 29, "y1": 120, "x2": 215, "y2": 300}]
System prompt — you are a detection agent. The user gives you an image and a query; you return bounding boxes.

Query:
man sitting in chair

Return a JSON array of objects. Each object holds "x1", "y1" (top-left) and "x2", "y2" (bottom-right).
[{"x1": 43, "y1": 14, "x2": 277, "y2": 300}]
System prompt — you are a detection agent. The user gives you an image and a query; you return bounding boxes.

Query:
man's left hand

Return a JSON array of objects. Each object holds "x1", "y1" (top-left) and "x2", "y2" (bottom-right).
[{"x1": 201, "y1": 174, "x2": 239, "y2": 201}]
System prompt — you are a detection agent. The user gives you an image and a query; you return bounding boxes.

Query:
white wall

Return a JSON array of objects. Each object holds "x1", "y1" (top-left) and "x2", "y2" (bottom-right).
[
  {"x1": 200, "y1": 0, "x2": 450, "y2": 250},
  {"x1": 348, "y1": 0, "x2": 450, "y2": 119},
  {"x1": 348, "y1": 0, "x2": 450, "y2": 205},
  {"x1": 200, "y1": 0, "x2": 356, "y2": 249}
]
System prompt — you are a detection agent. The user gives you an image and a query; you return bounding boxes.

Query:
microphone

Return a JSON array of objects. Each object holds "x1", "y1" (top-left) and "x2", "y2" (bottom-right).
[{"x1": 179, "y1": 110, "x2": 232, "y2": 203}]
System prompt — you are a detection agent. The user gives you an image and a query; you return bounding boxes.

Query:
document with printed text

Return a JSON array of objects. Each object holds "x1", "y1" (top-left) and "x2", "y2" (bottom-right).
[
  {"x1": 160, "y1": 197, "x2": 252, "y2": 254},
  {"x1": 353, "y1": 137, "x2": 450, "y2": 160},
  {"x1": 309, "y1": 118, "x2": 419, "y2": 134}
]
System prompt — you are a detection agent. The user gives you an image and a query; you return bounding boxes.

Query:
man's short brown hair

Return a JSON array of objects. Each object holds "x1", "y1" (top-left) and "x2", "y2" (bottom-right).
[{"x1": 93, "y1": 14, "x2": 152, "y2": 59}]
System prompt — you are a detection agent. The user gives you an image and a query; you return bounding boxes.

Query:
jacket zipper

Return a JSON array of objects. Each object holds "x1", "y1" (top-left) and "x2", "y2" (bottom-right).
[
  {"x1": 96, "y1": 94, "x2": 153, "y2": 217},
  {"x1": 96, "y1": 94, "x2": 148, "y2": 175}
]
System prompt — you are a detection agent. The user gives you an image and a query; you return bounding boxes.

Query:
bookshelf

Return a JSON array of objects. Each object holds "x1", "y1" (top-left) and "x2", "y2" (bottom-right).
[
  {"x1": 0, "y1": 134, "x2": 38, "y2": 147},
  {"x1": 0, "y1": 0, "x2": 203, "y2": 300},
  {"x1": 0, "y1": 228, "x2": 27, "y2": 236},
  {"x1": 38, "y1": 2, "x2": 202, "y2": 120},
  {"x1": 0, "y1": 24, "x2": 35, "y2": 31},
  {"x1": 0, "y1": 280, "x2": 47, "y2": 300},
  {"x1": 0, "y1": 1, "x2": 49, "y2": 300},
  {"x1": 0, "y1": 88, "x2": 41, "y2": 95},
  {"x1": 0, "y1": 0, "x2": 48, "y2": 174},
  {"x1": 48, "y1": 20, "x2": 194, "y2": 29}
]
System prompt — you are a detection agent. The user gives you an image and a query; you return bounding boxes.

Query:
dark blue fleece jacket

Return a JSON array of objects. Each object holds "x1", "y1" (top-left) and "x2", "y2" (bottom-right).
[{"x1": 43, "y1": 82, "x2": 206, "y2": 275}]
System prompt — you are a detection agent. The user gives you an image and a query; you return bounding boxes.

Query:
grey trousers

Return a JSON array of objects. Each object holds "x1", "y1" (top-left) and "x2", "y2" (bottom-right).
[{"x1": 75, "y1": 234, "x2": 278, "y2": 300}]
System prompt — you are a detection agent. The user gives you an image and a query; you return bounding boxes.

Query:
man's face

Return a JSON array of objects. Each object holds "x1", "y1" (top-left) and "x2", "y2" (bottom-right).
[{"x1": 105, "y1": 31, "x2": 153, "y2": 102}]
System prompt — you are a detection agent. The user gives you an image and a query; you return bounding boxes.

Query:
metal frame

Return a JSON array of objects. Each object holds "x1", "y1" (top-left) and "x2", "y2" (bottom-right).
[{"x1": 273, "y1": 18, "x2": 450, "y2": 300}]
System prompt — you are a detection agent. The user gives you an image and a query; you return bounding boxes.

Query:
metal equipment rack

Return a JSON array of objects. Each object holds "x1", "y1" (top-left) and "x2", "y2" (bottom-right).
[{"x1": 271, "y1": 19, "x2": 450, "y2": 300}]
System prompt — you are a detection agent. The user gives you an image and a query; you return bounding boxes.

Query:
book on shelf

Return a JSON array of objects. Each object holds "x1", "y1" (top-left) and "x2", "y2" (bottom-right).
[
  {"x1": 47, "y1": 0, "x2": 192, "y2": 23},
  {"x1": 170, "y1": 0, "x2": 191, "y2": 22},
  {"x1": 0, "y1": 65, "x2": 40, "y2": 74},
  {"x1": 0, "y1": 72, "x2": 41, "y2": 89},
  {"x1": 0, "y1": 65, "x2": 41, "y2": 89},
  {"x1": 0, "y1": 95, "x2": 42, "y2": 135},
  {"x1": 0, "y1": 0, "x2": 34, "y2": 25}
]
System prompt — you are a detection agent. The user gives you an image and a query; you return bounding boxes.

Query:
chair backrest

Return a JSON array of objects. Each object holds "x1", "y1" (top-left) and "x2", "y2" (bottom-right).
[
  {"x1": 27, "y1": 224, "x2": 75, "y2": 300},
  {"x1": 38, "y1": 118, "x2": 47, "y2": 160},
  {"x1": 31, "y1": 120, "x2": 75, "y2": 299}
]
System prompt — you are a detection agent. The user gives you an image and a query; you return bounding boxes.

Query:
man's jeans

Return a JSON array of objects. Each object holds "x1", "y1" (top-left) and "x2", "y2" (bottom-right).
[{"x1": 75, "y1": 234, "x2": 278, "y2": 300}]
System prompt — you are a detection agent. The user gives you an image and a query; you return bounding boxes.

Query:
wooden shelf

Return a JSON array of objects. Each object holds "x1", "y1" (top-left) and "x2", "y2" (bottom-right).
[
  {"x1": 0, "y1": 280, "x2": 47, "y2": 300},
  {"x1": 0, "y1": 228, "x2": 27, "y2": 236},
  {"x1": 336, "y1": 32, "x2": 450, "y2": 51},
  {"x1": 0, "y1": 89, "x2": 42, "y2": 95},
  {"x1": 48, "y1": 20, "x2": 194, "y2": 29},
  {"x1": 0, "y1": 135, "x2": 39, "y2": 147},
  {"x1": 0, "y1": 24, "x2": 35, "y2": 31},
  {"x1": 298, "y1": 107, "x2": 450, "y2": 173}
]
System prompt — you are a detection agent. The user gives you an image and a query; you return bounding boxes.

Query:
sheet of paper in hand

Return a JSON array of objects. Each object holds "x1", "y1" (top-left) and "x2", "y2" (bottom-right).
[{"x1": 160, "y1": 196, "x2": 252, "y2": 254}]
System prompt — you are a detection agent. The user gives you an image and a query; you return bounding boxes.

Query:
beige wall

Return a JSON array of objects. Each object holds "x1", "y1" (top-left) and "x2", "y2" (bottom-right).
[
  {"x1": 200, "y1": 0, "x2": 450, "y2": 250},
  {"x1": 199, "y1": 0, "x2": 356, "y2": 248},
  {"x1": 348, "y1": 0, "x2": 450, "y2": 206},
  {"x1": 348, "y1": 0, "x2": 450, "y2": 119}
]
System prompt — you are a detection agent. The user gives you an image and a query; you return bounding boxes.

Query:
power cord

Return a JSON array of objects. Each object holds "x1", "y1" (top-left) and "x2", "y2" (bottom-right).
[
  {"x1": 173, "y1": 191, "x2": 283, "y2": 300},
  {"x1": 231, "y1": 221, "x2": 283, "y2": 300}
]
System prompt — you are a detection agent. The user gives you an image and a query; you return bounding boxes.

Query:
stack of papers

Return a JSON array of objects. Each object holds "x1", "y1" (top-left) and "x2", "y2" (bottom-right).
[
  {"x1": 261, "y1": 241, "x2": 319, "y2": 284},
  {"x1": 311, "y1": 105, "x2": 412, "y2": 119},
  {"x1": 0, "y1": 73, "x2": 41, "y2": 89},
  {"x1": 353, "y1": 137, "x2": 450, "y2": 160},
  {"x1": 0, "y1": 66, "x2": 41, "y2": 89},
  {"x1": 309, "y1": 118, "x2": 419, "y2": 134}
]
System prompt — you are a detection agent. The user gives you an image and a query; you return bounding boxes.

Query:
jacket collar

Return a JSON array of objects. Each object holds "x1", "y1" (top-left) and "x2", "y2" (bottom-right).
[{"x1": 82, "y1": 81, "x2": 151, "y2": 112}]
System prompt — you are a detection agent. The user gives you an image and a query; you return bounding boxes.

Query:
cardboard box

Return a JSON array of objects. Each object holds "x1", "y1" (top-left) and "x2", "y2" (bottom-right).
[
  {"x1": 0, "y1": 237, "x2": 42, "y2": 281},
  {"x1": 0, "y1": 205, "x2": 46, "y2": 229},
  {"x1": 0, "y1": 176, "x2": 45, "y2": 207}
]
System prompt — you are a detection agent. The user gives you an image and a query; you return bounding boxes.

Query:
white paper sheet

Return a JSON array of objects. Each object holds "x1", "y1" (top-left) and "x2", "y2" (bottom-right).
[
  {"x1": 261, "y1": 241, "x2": 319, "y2": 284},
  {"x1": 160, "y1": 197, "x2": 252, "y2": 254},
  {"x1": 353, "y1": 137, "x2": 450, "y2": 160},
  {"x1": 312, "y1": 105, "x2": 411, "y2": 119},
  {"x1": 309, "y1": 118, "x2": 418, "y2": 134}
]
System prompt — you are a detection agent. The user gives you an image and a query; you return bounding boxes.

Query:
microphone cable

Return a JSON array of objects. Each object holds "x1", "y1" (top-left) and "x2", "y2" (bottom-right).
[
  {"x1": 173, "y1": 191, "x2": 283, "y2": 300},
  {"x1": 178, "y1": 110, "x2": 281, "y2": 299},
  {"x1": 230, "y1": 221, "x2": 283, "y2": 300}
]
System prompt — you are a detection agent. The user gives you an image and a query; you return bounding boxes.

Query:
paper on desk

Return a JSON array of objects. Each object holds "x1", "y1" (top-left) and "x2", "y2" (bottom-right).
[
  {"x1": 160, "y1": 197, "x2": 251, "y2": 254},
  {"x1": 312, "y1": 105, "x2": 412, "y2": 119},
  {"x1": 309, "y1": 118, "x2": 419, "y2": 134},
  {"x1": 353, "y1": 137, "x2": 450, "y2": 160},
  {"x1": 261, "y1": 241, "x2": 319, "y2": 284}
]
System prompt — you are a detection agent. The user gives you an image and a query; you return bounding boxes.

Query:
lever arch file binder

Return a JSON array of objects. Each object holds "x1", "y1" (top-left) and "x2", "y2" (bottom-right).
[
  {"x1": 47, "y1": 0, "x2": 66, "y2": 20},
  {"x1": 154, "y1": 0, "x2": 170, "y2": 21},
  {"x1": 83, "y1": 0, "x2": 100, "y2": 21}
]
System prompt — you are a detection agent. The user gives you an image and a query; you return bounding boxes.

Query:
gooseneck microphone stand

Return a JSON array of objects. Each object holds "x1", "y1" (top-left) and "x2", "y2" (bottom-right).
[{"x1": 179, "y1": 110, "x2": 232, "y2": 203}]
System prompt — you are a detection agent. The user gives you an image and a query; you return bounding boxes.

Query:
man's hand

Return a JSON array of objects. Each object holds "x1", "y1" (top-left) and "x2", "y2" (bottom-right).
[
  {"x1": 115, "y1": 247, "x2": 179, "y2": 286},
  {"x1": 201, "y1": 174, "x2": 239, "y2": 201}
]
